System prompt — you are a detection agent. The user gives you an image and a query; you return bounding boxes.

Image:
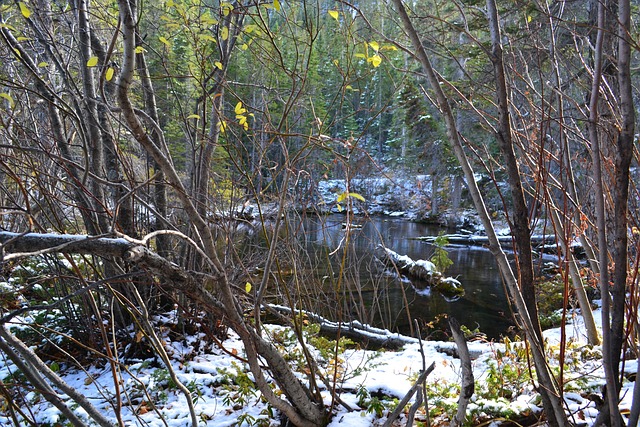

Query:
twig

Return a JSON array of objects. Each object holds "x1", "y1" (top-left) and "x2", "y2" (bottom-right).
[
  {"x1": 449, "y1": 316, "x2": 474, "y2": 427},
  {"x1": 382, "y1": 361, "x2": 435, "y2": 427}
]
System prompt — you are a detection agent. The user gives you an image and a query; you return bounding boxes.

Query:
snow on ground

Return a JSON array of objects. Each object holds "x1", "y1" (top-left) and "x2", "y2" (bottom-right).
[{"x1": 0, "y1": 305, "x2": 636, "y2": 426}]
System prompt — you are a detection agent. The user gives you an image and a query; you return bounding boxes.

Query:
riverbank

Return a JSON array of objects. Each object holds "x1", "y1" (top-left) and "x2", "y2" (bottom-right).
[{"x1": 2, "y1": 303, "x2": 632, "y2": 426}]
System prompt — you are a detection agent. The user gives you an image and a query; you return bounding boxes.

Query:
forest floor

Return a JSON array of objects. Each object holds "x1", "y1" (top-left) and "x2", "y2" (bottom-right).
[{"x1": 1, "y1": 301, "x2": 635, "y2": 427}]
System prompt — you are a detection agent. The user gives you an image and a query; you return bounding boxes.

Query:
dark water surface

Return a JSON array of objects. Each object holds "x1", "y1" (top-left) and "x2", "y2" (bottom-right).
[{"x1": 299, "y1": 214, "x2": 514, "y2": 340}]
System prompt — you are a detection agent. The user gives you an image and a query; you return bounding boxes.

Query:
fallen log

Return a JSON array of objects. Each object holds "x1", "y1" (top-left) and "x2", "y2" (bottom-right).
[
  {"x1": 375, "y1": 246, "x2": 463, "y2": 299},
  {"x1": 266, "y1": 304, "x2": 416, "y2": 350}
]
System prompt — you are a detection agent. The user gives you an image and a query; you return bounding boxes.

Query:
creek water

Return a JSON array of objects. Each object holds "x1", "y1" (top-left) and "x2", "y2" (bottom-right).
[{"x1": 298, "y1": 214, "x2": 515, "y2": 340}]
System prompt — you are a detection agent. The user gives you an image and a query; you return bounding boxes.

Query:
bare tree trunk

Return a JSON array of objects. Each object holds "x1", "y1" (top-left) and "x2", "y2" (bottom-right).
[
  {"x1": 485, "y1": 0, "x2": 541, "y2": 342},
  {"x1": 134, "y1": 32, "x2": 169, "y2": 258},
  {"x1": 391, "y1": 1, "x2": 567, "y2": 425},
  {"x1": 76, "y1": 0, "x2": 109, "y2": 234},
  {"x1": 449, "y1": 317, "x2": 474, "y2": 427},
  {"x1": 115, "y1": 2, "x2": 327, "y2": 424},
  {"x1": 0, "y1": 24, "x2": 99, "y2": 235},
  {"x1": 607, "y1": 0, "x2": 634, "y2": 425},
  {"x1": 588, "y1": 1, "x2": 621, "y2": 425}
]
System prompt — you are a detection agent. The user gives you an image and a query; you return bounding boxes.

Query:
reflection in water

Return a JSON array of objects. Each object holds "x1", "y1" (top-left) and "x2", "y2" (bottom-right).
[{"x1": 297, "y1": 214, "x2": 514, "y2": 340}]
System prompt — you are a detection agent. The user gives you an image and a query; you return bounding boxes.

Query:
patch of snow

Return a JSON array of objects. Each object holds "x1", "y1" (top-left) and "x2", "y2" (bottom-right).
[{"x1": 0, "y1": 303, "x2": 632, "y2": 426}]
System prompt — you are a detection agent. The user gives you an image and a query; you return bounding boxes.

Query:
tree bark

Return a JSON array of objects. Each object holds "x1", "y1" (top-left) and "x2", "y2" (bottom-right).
[
  {"x1": 449, "y1": 316, "x2": 474, "y2": 427},
  {"x1": 391, "y1": 1, "x2": 567, "y2": 425},
  {"x1": 114, "y1": 4, "x2": 327, "y2": 424},
  {"x1": 0, "y1": 24, "x2": 99, "y2": 235},
  {"x1": 76, "y1": 0, "x2": 109, "y2": 234},
  {"x1": 485, "y1": 0, "x2": 541, "y2": 343}
]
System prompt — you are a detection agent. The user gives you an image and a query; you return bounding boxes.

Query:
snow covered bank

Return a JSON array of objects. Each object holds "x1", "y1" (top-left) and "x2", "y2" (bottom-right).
[{"x1": 1, "y1": 304, "x2": 634, "y2": 426}]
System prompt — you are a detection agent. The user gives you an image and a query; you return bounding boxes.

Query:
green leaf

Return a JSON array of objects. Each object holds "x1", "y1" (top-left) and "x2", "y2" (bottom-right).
[
  {"x1": 19, "y1": 2, "x2": 31, "y2": 19},
  {"x1": 86, "y1": 56, "x2": 98, "y2": 67},
  {"x1": 328, "y1": 10, "x2": 339, "y2": 21},
  {"x1": 105, "y1": 67, "x2": 114, "y2": 81},
  {"x1": 0, "y1": 23, "x2": 17, "y2": 31},
  {"x1": 245, "y1": 282, "x2": 252, "y2": 293},
  {"x1": 0, "y1": 93, "x2": 15, "y2": 108}
]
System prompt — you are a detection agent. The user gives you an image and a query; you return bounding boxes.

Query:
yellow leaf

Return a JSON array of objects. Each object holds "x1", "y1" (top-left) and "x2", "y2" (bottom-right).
[
  {"x1": 105, "y1": 67, "x2": 114, "y2": 81},
  {"x1": 245, "y1": 282, "x2": 252, "y2": 293},
  {"x1": 234, "y1": 101, "x2": 245, "y2": 115},
  {"x1": 328, "y1": 10, "x2": 339, "y2": 21},
  {"x1": 527, "y1": 15, "x2": 532, "y2": 23},
  {"x1": 369, "y1": 54, "x2": 382, "y2": 67},
  {"x1": 0, "y1": 93, "x2": 15, "y2": 108},
  {"x1": 19, "y1": 2, "x2": 31, "y2": 19},
  {"x1": 37, "y1": 61, "x2": 48, "y2": 67},
  {"x1": 221, "y1": 2, "x2": 233, "y2": 16},
  {"x1": 187, "y1": 114, "x2": 200, "y2": 119},
  {"x1": 166, "y1": 0, "x2": 174, "y2": 7},
  {"x1": 354, "y1": 53, "x2": 366, "y2": 59},
  {"x1": 200, "y1": 34, "x2": 216, "y2": 42},
  {"x1": 135, "y1": 46, "x2": 146, "y2": 53},
  {"x1": 369, "y1": 41, "x2": 379, "y2": 52},
  {"x1": 381, "y1": 44, "x2": 397, "y2": 51},
  {"x1": 348, "y1": 192, "x2": 365, "y2": 202},
  {"x1": 86, "y1": 56, "x2": 98, "y2": 67},
  {"x1": 273, "y1": 0, "x2": 280, "y2": 11},
  {"x1": 16, "y1": 36, "x2": 31, "y2": 42},
  {"x1": 241, "y1": 43, "x2": 248, "y2": 50},
  {"x1": 214, "y1": 61, "x2": 223, "y2": 70},
  {"x1": 158, "y1": 36, "x2": 170, "y2": 46},
  {"x1": 218, "y1": 120, "x2": 227, "y2": 134},
  {"x1": 336, "y1": 191, "x2": 365, "y2": 203},
  {"x1": 221, "y1": 26, "x2": 229, "y2": 41}
]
